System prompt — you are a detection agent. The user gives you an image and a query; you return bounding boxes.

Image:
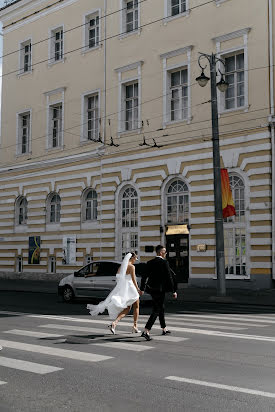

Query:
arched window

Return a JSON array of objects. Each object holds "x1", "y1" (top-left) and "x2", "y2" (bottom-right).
[
  {"x1": 84, "y1": 189, "x2": 97, "y2": 221},
  {"x1": 224, "y1": 174, "x2": 246, "y2": 276},
  {"x1": 166, "y1": 179, "x2": 189, "y2": 224},
  {"x1": 16, "y1": 197, "x2": 28, "y2": 225},
  {"x1": 47, "y1": 193, "x2": 61, "y2": 223},
  {"x1": 121, "y1": 186, "x2": 138, "y2": 258}
]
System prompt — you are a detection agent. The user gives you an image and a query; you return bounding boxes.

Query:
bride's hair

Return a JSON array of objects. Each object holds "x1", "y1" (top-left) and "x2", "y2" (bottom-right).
[{"x1": 129, "y1": 252, "x2": 137, "y2": 259}]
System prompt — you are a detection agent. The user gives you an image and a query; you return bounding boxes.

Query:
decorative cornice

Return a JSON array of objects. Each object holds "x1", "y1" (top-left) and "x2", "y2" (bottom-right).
[
  {"x1": 43, "y1": 87, "x2": 66, "y2": 97},
  {"x1": 114, "y1": 60, "x2": 144, "y2": 73},
  {"x1": 212, "y1": 28, "x2": 251, "y2": 43},
  {"x1": 160, "y1": 46, "x2": 193, "y2": 60}
]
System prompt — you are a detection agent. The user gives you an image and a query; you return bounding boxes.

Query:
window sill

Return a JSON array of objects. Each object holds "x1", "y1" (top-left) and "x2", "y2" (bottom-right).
[
  {"x1": 163, "y1": 10, "x2": 190, "y2": 25},
  {"x1": 163, "y1": 117, "x2": 191, "y2": 128},
  {"x1": 14, "y1": 224, "x2": 28, "y2": 233},
  {"x1": 119, "y1": 28, "x2": 141, "y2": 40},
  {"x1": 17, "y1": 70, "x2": 33, "y2": 78},
  {"x1": 80, "y1": 138, "x2": 100, "y2": 146},
  {"x1": 15, "y1": 152, "x2": 32, "y2": 158},
  {"x1": 219, "y1": 105, "x2": 249, "y2": 116},
  {"x1": 46, "y1": 145, "x2": 64, "y2": 152},
  {"x1": 81, "y1": 221, "x2": 99, "y2": 229},
  {"x1": 118, "y1": 128, "x2": 141, "y2": 137},
  {"x1": 46, "y1": 223, "x2": 61, "y2": 231},
  {"x1": 81, "y1": 44, "x2": 102, "y2": 55},
  {"x1": 48, "y1": 58, "x2": 66, "y2": 67}
]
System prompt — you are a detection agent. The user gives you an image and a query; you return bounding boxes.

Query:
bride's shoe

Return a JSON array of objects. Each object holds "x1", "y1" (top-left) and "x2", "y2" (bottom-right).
[
  {"x1": 132, "y1": 326, "x2": 141, "y2": 333},
  {"x1": 108, "y1": 323, "x2": 116, "y2": 335}
]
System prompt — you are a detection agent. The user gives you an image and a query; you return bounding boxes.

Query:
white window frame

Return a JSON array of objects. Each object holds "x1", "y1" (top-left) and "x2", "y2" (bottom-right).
[
  {"x1": 45, "y1": 87, "x2": 65, "y2": 151},
  {"x1": 15, "y1": 196, "x2": 28, "y2": 226},
  {"x1": 223, "y1": 170, "x2": 250, "y2": 280},
  {"x1": 213, "y1": 28, "x2": 251, "y2": 114},
  {"x1": 46, "y1": 192, "x2": 61, "y2": 224},
  {"x1": 166, "y1": 179, "x2": 189, "y2": 224},
  {"x1": 120, "y1": 0, "x2": 140, "y2": 38},
  {"x1": 18, "y1": 38, "x2": 32, "y2": 75},
  {"x1": 82, "y1": 188, "x2": 98, "y2": 222},
  {"x1": 16, "y1": 109, "x2": 32, "y2": 155},
  {"x1": 48, "y1": 24, "x2": 64, "y2": 65},
  {"x1": 48, "y1": 256, "x2": 56, "y2": 273},
  {"x1": 81, "y1": 89, "x2": 101, "y2": 143},
  {"x1": 115, "y1": 182, "x2": 140, "y2": 260},
  {"x1": 164, "y1": 0, "x2": 189, "y2": 21},
  {"x1": 83, "y1": 9, "x2": 101, "y2": 53},
  {"x1": 16, "y1": 256, "x2": 23, "y2": 273},
  {"x1": 161, "y1": 46, "x2": 192, "y2": 127},
  {"x1": 115, "y1": 61, "x2": 143, "y2": 134}
]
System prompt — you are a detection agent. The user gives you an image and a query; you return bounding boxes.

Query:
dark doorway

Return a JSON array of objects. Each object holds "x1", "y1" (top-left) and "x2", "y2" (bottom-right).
[{"x1": 166, "y1": 234, "x2": 189, "y2": 283}]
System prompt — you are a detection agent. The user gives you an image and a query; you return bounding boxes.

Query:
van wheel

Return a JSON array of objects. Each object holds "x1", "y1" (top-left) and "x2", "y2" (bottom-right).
[{"x1": 62, "y1": 286, "x2": 74, "y2": 302}]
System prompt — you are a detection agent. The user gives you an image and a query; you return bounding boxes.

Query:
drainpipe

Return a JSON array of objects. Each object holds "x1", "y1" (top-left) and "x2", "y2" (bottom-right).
[
  {"x1": 268, "y1": 0, "x2": 275, "y2": 284},
  {"x1": 103, "y1": 0, "x2": 107, "y2": 143}
]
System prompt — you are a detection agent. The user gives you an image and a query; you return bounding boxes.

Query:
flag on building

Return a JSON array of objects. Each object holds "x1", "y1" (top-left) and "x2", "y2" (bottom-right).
[{"x1": 221, "y1": 168, "x2": 236, "y2": 218}]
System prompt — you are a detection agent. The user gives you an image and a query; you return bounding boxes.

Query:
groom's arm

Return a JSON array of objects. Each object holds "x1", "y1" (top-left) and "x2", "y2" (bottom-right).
[{"x1": 140, "y1": 262, "x2": 150, "y2": 292}]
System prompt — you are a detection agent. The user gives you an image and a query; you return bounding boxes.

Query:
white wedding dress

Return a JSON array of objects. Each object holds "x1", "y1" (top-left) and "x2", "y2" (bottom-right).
[{"x1": 87, "y1": 253, "x2": 139, "y2": 319}]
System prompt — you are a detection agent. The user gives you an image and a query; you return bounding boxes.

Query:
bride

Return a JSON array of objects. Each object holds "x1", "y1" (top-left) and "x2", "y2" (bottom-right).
[{"x1": 87, "y1": 252, "x2": 141, "y2": 334}]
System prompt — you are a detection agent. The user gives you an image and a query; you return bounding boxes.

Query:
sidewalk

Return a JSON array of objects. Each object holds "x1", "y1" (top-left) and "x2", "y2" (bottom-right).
[{"x1": 1, "y1": 278, "x2": 275, "y2": 307}]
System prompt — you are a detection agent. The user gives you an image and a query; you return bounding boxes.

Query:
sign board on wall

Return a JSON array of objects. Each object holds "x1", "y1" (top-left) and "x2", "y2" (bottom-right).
[
  {"x1": 62, "y1": 235, "x2": 76, "y2": 265},
  {"x1": 28, "y1": 236, "x2": 41, "y2": 264}
]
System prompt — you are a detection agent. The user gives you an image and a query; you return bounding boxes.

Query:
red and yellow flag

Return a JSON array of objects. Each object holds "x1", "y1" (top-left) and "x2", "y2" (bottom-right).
[{"x1": 221, "y1": 168, "x2": 236, "y2": 218}]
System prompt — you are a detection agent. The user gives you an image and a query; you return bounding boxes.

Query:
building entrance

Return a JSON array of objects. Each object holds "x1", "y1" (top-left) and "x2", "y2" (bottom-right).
[{"x1": 166, "y1": 225, "x2": 189, "y2": 283}]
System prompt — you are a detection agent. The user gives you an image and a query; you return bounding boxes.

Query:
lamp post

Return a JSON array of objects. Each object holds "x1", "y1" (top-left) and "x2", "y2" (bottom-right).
[{"x1": 196, "y1": 53, "x2": 229, "y2": 297}]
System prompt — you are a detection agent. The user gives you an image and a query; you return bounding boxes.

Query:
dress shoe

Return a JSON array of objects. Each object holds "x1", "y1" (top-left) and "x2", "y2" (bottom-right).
[
  {"x1": 141, "y1": 331, "x2": 152, "y2": 341},
  {"x1": 162, "y1": 330, "x2": 171, "y2": 335}
]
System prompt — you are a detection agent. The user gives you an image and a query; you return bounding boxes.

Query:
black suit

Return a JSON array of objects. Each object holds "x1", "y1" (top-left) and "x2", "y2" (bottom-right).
[{"x1": 140, "y1": 256, "x2": 177, "y2": 331}]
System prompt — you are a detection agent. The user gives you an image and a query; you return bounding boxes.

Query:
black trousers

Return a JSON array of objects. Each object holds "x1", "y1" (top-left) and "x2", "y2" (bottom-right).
[{"x1": 145, "y1": 291, "x2": 166, "y2": 331}]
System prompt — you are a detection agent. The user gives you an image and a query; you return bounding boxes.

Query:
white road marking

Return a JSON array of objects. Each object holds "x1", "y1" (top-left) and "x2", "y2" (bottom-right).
[
  {"x1": 0, "y1": 340, "x2": 112, "y2": 362},
  {"x1": 137, "y1": 318, "x2": 247, "y2": 331},
  {"x1": 0, "y1": 380, "x2": 7, "y2": 385},
  {"x1": 165, "y1": 376, "x2": 275, "y2": 399},
  {"x1": 172, "y1": 313, "x2": 275, "y2": 324},
  {"x1": 140, "y1": 315, "x2": 268, "y2": 328},
  {"x1": 93, "y1": 342, "x2": 153, "y2": 351},
  {"x1": 3, "y1": 330, "x2": 63, "y2": 339},
  {"x1": 0, "y1": 356, "x2": 62, "y2": 374},
  {"x1": 40, "y1": 324, "x2": 188, "y2": 342}
]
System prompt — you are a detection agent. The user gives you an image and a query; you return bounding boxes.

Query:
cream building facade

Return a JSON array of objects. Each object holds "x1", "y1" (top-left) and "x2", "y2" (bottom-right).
[{"x1": 0, "y1": 0, "x2": 273, "y2": 288}]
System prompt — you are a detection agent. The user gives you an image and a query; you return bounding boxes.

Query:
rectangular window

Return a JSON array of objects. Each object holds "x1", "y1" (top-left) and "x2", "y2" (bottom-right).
[
  {"x1": 170, "y1": 68, "x2": 188, "y2": 121},
  {"x1": 170, "y1": 0, "x2": 186, "y2": 16},
  {"x1": 18, "y1": 112, "x2": 30, "y2": 154},
  {"x1": 50, "y1": 27, "x2": 64, "y2": 63},
  {"x1": 16, "y1": 256, "x2": 23, "y2": 273},
  {"x1": 49, "y1": 256, "x2": 56, "y2": 273},
  {"x1": 124, "y1": 0, "x2": 139, "y2": 33},
  {"x1": 224, "y1": 52, "x2": 245, "y2": 110},
  {"x1": 88, "y1": 14, "x2": 100, "y2": 48},
  {"x1": 122, "y1": 232, "x2": 138, "y2": 258},
  {"x1": 124, "y1": 82, "x2": 139, "y2": 131},
  {"x1": 86, "y1": 94, "x2": 99, "y2": 140},
  {"x1": 224, "y1": 228, "x2": 246, "y2": 276},
  {"x1": 19, "y1": 40, "x2": 32, "y2": 74},
  {"x1": 50, "y1": 104, "x2": 62, "y2": 148}
]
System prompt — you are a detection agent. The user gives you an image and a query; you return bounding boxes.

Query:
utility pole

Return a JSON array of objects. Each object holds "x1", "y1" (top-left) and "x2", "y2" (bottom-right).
[{"x1": 196, "y1": 53, "x2": 228, "y2": 297}]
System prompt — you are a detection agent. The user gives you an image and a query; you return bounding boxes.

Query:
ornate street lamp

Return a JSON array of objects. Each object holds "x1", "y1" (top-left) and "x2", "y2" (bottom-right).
[{"x1": 196, "y1": 53, "x2": 228, "y2": 297}]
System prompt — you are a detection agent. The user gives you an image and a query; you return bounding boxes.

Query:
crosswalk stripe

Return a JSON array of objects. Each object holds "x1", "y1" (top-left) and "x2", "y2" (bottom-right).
[
  {"x1": 93, "y1": 342, "x2": 153, "y2": 351},
  {"x1": 0, "y1": 339, "x2": 112, "y2": 362},
  {"x1": 139, "y1": 315, "x2": 268, "y2": 328},
  {"x1": 136, "y1": 318, "x2": 246, "y2": 331},
  {"x1": 40, "y1": 324, "x2": 188, "y2": 343},
  {"x1": 0, "y1": 380, "x2": 7, "y2": 385},
  {"x1": 0, "y1": 356, "x2": 63, "y2": 374},
  {"x1": 165, "y1": 376, "x2": 275, "y2": 399},
  {"x1": 3, "y1": 330, "x2": 63, "y2": 339},
  {"x1": 172, "y1": 313, "x2": 275, "y2": 324}
]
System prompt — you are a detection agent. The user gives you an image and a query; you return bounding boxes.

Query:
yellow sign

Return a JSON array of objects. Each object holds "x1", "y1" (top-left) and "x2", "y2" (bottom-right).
[{"x1": 166, "y1": 225, "x2": 189, "y2": 235}]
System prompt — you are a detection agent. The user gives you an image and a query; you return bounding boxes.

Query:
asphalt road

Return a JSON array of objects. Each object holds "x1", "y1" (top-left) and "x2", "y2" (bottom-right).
[{"x1": 1, "y1": 291, "x2": 275, "y2": 411}]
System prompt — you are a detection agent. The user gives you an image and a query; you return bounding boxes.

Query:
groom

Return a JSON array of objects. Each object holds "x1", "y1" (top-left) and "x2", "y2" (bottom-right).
[{"x1": 140, "y1": 245, "x2": 177, "y2": 341}]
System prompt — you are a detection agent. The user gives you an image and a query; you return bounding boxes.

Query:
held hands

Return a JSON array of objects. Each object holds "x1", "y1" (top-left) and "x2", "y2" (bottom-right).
[
  {"x1": 173, "y1": 292, "x2": 177, "y2": 299},
  {"x1": 138, "y1": 289, "x2": 144, "y2": 296}
]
